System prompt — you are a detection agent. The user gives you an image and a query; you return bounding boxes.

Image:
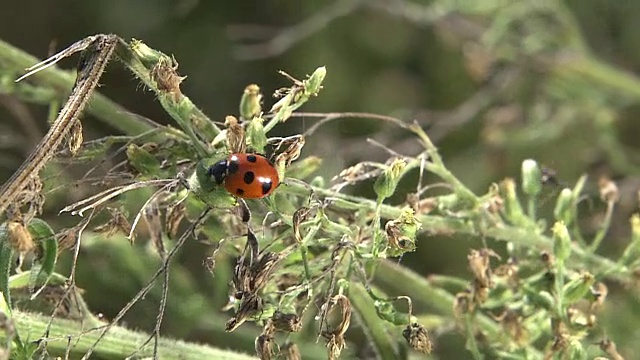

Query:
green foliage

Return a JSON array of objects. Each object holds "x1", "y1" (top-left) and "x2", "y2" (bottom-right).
[{"x1": 1, "y1": 1, "x2": 640, "y2": 359}]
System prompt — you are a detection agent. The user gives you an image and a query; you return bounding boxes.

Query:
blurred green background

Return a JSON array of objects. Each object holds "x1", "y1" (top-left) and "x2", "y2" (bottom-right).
[{"x1": 2, "y1": 0, "x2": 640, "y2": 358}]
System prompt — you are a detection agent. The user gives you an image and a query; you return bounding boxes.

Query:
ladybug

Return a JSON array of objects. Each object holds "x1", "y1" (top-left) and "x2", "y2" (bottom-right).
[{"x1": 208, "y1": 153, "x2": 280, "y2": 199}]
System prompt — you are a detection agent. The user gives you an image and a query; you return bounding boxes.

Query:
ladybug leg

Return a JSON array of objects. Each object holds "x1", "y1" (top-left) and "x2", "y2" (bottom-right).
[
  {"x1": 281, "y1": 177, "x2": 317, "y2": 200},
  {"x1": 235, "y1": 198, "x2": 251, "y2": 223}
]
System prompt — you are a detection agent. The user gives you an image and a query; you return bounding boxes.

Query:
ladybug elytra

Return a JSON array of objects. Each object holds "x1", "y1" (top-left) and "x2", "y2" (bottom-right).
[{"x1": 208, "y1": 153, "x2": 279, "y2": 199}]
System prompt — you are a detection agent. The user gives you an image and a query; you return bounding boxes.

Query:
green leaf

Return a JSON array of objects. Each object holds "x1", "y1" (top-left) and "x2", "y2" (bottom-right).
[
  {"x1": 126, "y1": 143, "x2": 162, "y2": 177},
  {"x1": 26, "y1": 218, "x2": 58, "y2": 299},
  {"x1": 0, "y1": 223, "x2": 15, "y2": 312}
]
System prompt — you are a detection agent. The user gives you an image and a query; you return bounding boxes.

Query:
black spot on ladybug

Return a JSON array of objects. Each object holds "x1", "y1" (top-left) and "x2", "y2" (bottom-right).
[
  {"x1": 228, "y1": 160, "x2": 239, "y2": 174},
  {"x1": 261, "y1": 180, "x2": 273, "y2": 195},
  {"x1": 236, "y1": 188, "x2": 245, "y2": 196},
  {"x1": 246, "y1": 155, "x2": 257, "y2": 163},
  {"x1": 243, "y1": 171, "x2": 255, "y2": 184}
]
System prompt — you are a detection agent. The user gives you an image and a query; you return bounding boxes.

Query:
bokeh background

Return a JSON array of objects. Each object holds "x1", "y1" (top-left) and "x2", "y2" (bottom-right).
[{"x1": 2, "y1": 0, "x2": 640, "y2": 358}]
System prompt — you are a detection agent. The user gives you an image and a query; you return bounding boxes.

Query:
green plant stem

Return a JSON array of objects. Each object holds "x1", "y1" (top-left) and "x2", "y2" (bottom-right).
[
  {"x1": 375, "y1": 261, "x2": 544, "y2": 359},
  {"x1": 4, "y1": 310, "x2": 255, "y2": 360},
  {"x1": 0, "y1": 38, "x2": 155, "y2": 136},
  {"x1": 113, "y1": 39, "x2": 217, "y2": 157},
  {"x1": 553, "y1": 54, "x2": 640, "y2": 101},
  {"x1": 282, "y1": 181, "x2": 629, "y2": 284},
  {"x1": 588, "y1": 200, "x2": 614, "y2": 253},
  {"x1": 527, "y1": 197, "x2": 537, "y2": 221},
  {"x1": 349, "y1": 283, "x2": 403, "y2": 360}
]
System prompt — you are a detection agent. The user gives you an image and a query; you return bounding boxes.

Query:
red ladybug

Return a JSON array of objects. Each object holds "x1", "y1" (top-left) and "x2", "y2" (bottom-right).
[{"x1": 208, "y1": 153, "x2": 279, "y2": 199}]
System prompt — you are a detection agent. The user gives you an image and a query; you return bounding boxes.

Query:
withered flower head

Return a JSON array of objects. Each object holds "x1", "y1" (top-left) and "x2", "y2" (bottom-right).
[
  {"x1": 280, "y1": 342, "x2": 301, "y2": 360},
  {"x1": 144, "y1": 201, "x2": 165, "y2": 258},
  {"x1": 271, "y1": 311, "x2": 302, "y2": 333},
  {"x1": 250, "y1": 252, "x2": 284, "y2": 294},
  {"x1": 493, "y1": 257, "x2": 519, "y2": 288},
  {"x1": 255, "y1": 333, "x2": 275, "y2": 360},
  {"x1": 402, "y1": 323, "x2": 432, "y2": 354},
  {"x1": 453, "y1": 290, "x2": 474, "y2": 317},
  {"x1": 590, "y1": 282, "x2": 608, "y2": 312},
  {"x1": 498, "y1": 310, "x2": 528, "y2": 346},
  {"x1": 599, "y1": 339, "x2": 624, "y2": 360},
  {"x1": 150, "y1": 57, "x2": 184, "y2": 101},
  {"x1": 384, "y1": 208, "x2": 421, "y2": 257},
  {"x1": 540, "y1": 251, "x2": 555, "y2": 269},
  {"x1": 225, "y1": 115, "x2": 246, "y2": 154},
  {"x1": 274, "y1": 135, "x2": 305, "y2": 167},
  {"x1": 406, "y1": 193, "x2": 437, "y2": 215},
  {"x1": 7, "y1": 220, "x2": 34, "y2": 254},
  {"x1": 321, "y1": 295, "x2": 352, "y2": 360},
  {"x1": 468, "y1": 248, "x2": 500, "y2": 288},
  {"x1": 485, "y1": 193, "x2": 504, "y2": 214},
  {"x1": 226, "y1": 294, "x2": 263, "y2": 332},
  {"x1": 598, "y1": 177, "x2": 619, "y2": 204},
  {"x1": 93, "y1": 207, "x2": 133, "y2": 241},
  {"x1": 472, "y1": 279, "x2": 490, "y2": 305},
  {"x1": 165, "y1": 201, "x2": 186, "y2": 239}
]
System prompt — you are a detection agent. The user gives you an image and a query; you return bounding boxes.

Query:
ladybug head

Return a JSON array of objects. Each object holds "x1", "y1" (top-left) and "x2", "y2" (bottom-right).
[{"x1": 208, "y1": 159, "x2": 228, "y2": 185}]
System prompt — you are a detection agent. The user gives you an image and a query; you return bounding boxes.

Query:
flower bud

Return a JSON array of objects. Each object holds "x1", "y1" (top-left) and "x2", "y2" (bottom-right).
[
  {"x1": 563, "y1": 272, "x2": 595, "y2": 304},
  {"x1": 552, "y1": 222, "x2": 571, "y2": 265},
  {"x1": 553, "y1": 188, "x2": 574, "y2": 224},
  {"x1": 374, "y1": 159, "x2": 406, "y2": 199},
  {"x1": 239, "y1": 84, "x2": 262, "y2": 120},
  {"x1": 500, "y1": 178, "x2": 526, "y2": 224},
  {"x1": 130, "y1": 39, "x2": 163, "y2": 67},
  {"x1": 621, "y1": 214, "x2": 640, "y2": 265},
  {"x1": 304, "y1": 66, "x2": 326, "y2": 96},
  {"x1": 246, "y1": 117, "x2": 267, "y2": 153},
  {"x1": 521, "y1": 159, "x2": 542, "y2": 197}
]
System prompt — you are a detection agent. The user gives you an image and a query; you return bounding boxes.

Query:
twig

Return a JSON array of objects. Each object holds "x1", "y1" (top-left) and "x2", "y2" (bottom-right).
[
  {"x1": 81, "y1": 208, "x2": 210, "y2": 359},
  {"x1": 232, "y1": 0, "x2": 364, "y2": 60}
]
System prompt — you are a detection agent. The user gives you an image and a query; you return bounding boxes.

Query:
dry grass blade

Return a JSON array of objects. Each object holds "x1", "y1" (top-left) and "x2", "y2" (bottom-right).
[
  {"x1": 81, "y1": 208, "x2": 211, "y2": 359},
  {"x1": 59, "y1": 179, "x2": 176, "y2": 216}
]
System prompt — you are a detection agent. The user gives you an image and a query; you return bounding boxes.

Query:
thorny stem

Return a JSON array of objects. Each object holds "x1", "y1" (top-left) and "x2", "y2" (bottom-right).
[
  {"x1": 114, "y1": 38, "x2": 219, "y2": 156},
  {"x1": 0, "y1": 38, "x2": 155, "y2": 136},
  {"x1": 0, "y1": 36, "x2": 117, "y2": 216}
]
